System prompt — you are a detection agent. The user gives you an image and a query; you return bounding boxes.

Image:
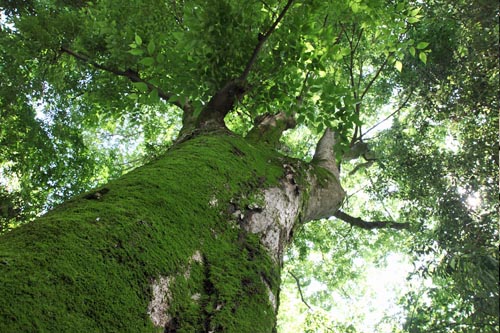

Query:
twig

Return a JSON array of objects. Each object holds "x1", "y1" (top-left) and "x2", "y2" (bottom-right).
[
  {"x1": 332, "y1": 24, "x2": 345, "y2": 46},
  {"x1": 240, "y1": 0, "x2": 295, "y2": 81},
  {"x1": 366, "y1": 169, "x2": 396, "y2": 221},
  {"x1": 288, "y1": 271, "x2": 312, "y2": 310},
  {"x1": 361, "y1": 90, "x2": 413, "y2": 139},
  {"x1": 259, "y1": 0, "x2": 278, "y2": 18}
]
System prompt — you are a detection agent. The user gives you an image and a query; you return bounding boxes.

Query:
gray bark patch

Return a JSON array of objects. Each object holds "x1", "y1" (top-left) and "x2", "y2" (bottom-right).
[
  {"x1": 244, "y1": 182, "x2": 299, "y2": 262},
  {"x1": 148, "y1": 276, "x2": 173, "y2": 327}
]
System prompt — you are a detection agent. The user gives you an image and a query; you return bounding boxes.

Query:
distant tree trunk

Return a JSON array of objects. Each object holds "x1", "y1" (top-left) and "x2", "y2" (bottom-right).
[{"x1": 0, "y1": 130, "x2": 344, "y2": 332}]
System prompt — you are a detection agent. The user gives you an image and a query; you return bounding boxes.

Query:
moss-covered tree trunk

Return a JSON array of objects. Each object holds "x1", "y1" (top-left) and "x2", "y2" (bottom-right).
[{"x1": 0, "y1": 129, "x2": 344, "y2": 332}]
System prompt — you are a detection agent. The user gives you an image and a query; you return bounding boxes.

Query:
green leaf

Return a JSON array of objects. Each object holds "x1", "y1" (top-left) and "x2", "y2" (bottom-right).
[
  {"x1": 128, "y1": 48, "x2": 144, "y2": 56},
  {"x1": 149, "y1": 89, "x2": 159, "y2": 103},
  {"x1": 410, "y1": 7, "x2": 421, "y2": 16},
  {"x1": 419, "y1": 52, "x2": 427, "y2": 64},
  {"x1": 139, "y1": 57, "x2": 155, "y2": 66},
  {"x1": 407, "y1": 17, "x2": 420, "y2": 23},
  {"x1": 134, "y1": 34, "x2": 142, "y2": 46},
  {"x1": 395, "y1": 60, "x2": 403, "y2": 72},
  {"x1": 317, "y1": 122, "x2": 324, "y2": 134},
  {"x1": 409, "y1": 47, "x2": 416, "y2": 57},
  {"x1": 297, "y1": 114, "x2": 305, "y2": 124},
  {"x1": 416, "y1": 42, "x2": 429, "y2": 49},
  {"x1": 149, "y1": 78, "x2": 160, "y2": 86},
  {"x1": 132, "y1": 82, "x2": 148, "y2": 92},
  {"x1": 147, "y1": 40, "x2": 155, "y2": 55},
  {"x1": 156, "y1": 53, "x2": 165, "y2": 63},
  {"x1": 172, "y1": 32, "x2": 184, "y2": 41}
]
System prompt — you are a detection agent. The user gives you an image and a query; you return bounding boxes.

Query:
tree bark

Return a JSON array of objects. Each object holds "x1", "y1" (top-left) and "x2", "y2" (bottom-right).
[{"x1": 0, "y1": 132, "x2": 344, "y2": 332}]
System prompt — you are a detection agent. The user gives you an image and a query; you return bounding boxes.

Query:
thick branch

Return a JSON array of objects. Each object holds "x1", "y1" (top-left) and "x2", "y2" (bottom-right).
[
  {"x1": 194, "y1": 0, "x2": 295, "y2": 132},
  {"x1": 312, "y1": 128, "x2": 340, "y2": 180},
  {"x1": 334, "y1": 210, "x2": 409, "y2": 230},
  {"x1": 60, "y1": 47, "x2": 188, "y2": 111},
  {"x1": 239, "y1": 0, "x2": 295, "y2": 81},
  {"x1": 303, "y1": 128, "x2": 345, "y2": 221},
  {"x1": 246, "y1": 111, "x2": 296, "y2": 146},
  {"x1": 195, "y1": 79, "x2": 247, "y2": 130}
]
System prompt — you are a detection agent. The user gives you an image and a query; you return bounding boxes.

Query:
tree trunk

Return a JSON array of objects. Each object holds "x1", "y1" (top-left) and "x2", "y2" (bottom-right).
[{"x1": 0, "y1": 132, "x2": 344, "y2": 332}]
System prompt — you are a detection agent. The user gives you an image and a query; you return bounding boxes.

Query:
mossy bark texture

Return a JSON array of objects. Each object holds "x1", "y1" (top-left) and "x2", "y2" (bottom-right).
[{"x1": 0, "y1": 133, "x2": 344, "y2": 332}]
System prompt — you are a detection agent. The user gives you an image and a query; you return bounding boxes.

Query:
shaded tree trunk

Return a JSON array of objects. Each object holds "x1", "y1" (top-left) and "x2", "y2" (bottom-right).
[{"x1": 0, "y1": 130, "x2": 344, "y2": 332}]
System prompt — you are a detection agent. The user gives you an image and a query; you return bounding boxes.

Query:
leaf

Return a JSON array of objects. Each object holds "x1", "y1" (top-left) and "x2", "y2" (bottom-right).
[
  {"x1": 128, "y1": 49, "x2": 143, "y2": 56},
  {"x1": 416, "y1": 42, "x2": 429, "y2": 49},
  {"x1": 149, "y1": 89, "x2": 159, "y2": 103},
  {"x1": 297, "y1": 114, "x2": 306, "y2": 124},
  {"x1": 419, "y1": 52, "x2": 427, "y2": 64},
  {"x1": 317, "y1": 122, "x2": 324, "y2": 134},
  {"x1": 132, "y1": 82, "x2": 148, "y2": 92},
  {"x1": 172, "y1": 32, "x2": 184, "y2": 41},
  {"x1": 134, "y1": 34, "x2": 142, "y2": 46},
  {"x1": 410, "y1": 7, "x2": 421, "y2": 16},
  {"x1": 407, "y1": 17, "x2": 420, "y2": 23},
  {"x1": 395, "y1": 60, "x2": 403, "y2": 72},
  {"x1": 149, "y1": 78, "x2": 160, "y2": 86},
  {"x1": 127, "y1": 93, "x2": 138, "y2": 100},
  {"x1": 156, "y1": 53, "x2": 165, "y2": 63},
  {"x1": 147, "y1": 40, "x2": 155, "y2": 55},
  {"x1": 409, "y1": 47, "x2": 416, "y2": 57},
  {"x1": 139, "y1": 57, "x2": 155, "y2": 66}
]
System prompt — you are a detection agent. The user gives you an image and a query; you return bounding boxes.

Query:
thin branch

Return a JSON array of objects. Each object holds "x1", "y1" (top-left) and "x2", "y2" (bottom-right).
[
  {"x1": 366, "y1": 169, "x2": 396, "y2": 221},
  {"x1": 332, "y1": 24, "x2": 345, "y2": 46},
  {"x1": 346, "y1": 185, "x2": 368, "y2": 201},
  {"x1": 361, "y1": 90, "x2": 413, "y2": 139},
  {"x1": 356, "y1": 57, "x2": 364, "y2": 94},
  {"x1": 295, "y1": 70, "x2": 312, "y2": 108},
  {"x1": 359, "y1": 54, "x2": 390, "y2": 102},
  {"x1": 333, "y1": 210, "x2": 409, "y2": 230},
  {"x1": 322, "y1": 14, "x2": 329, "y2": 28},
  {"x1": 344, "y1": 25, "x2": 357, "y2": 97},
  {"x1": 352, "y1": 26, "x2": 364, "y2": 57},
  {"x1": 60, "y1": 46, "x2": 188, "y2": 111},
  {"x1": 259, "y1": 0, "x2": 278, "y2": 18},
  {"x1": 350, "y1": 123, "x2": 360, "y2": 145},
  {"x1": 288, "y1": 271, "x2": 312, "y2": 310},
  {"x1": 239, "y1": 0, "x2": 295, "y2": 81}
]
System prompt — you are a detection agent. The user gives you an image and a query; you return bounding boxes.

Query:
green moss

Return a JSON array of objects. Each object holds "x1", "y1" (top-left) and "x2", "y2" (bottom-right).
[{"x1": 0, "y1": 133, "x2": 285, "y2": 332}]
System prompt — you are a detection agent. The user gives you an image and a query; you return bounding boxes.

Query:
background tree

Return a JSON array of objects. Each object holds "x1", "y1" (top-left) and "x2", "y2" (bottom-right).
[
  {"x1": 277, "y1": 0, "x2": 498, "y2": 332},
  {"x1": 390, "y1": 0, "x2": 499, "y2": 331},
  {"x1": 0, "y1": 0, "x2": 497, "y2": 332}
]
